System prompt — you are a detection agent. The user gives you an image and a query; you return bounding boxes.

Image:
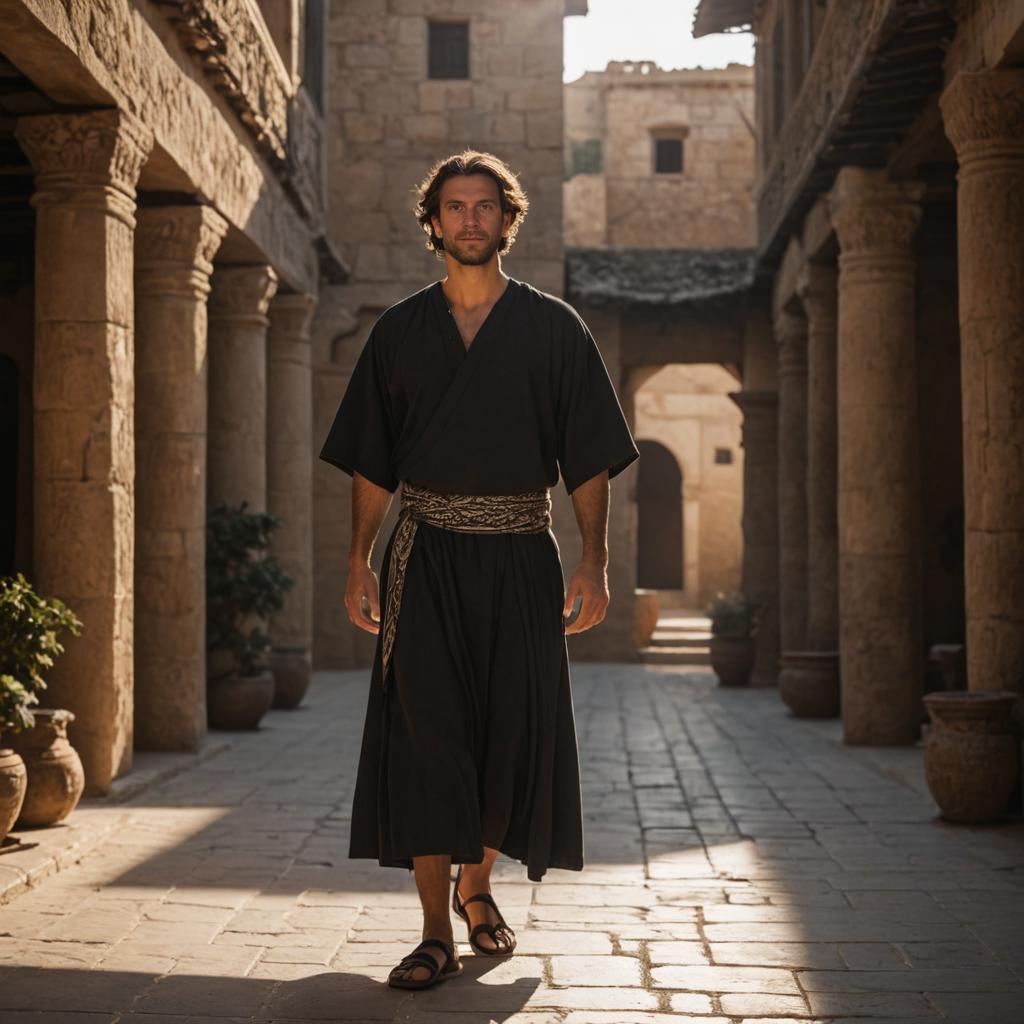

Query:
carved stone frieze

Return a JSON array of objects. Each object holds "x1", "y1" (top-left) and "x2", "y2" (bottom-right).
[
  {"x1": 154, "y1": 0, "x2": 291, "y2": 164},
  {"x1": 285, "y1": 90, "x2": 327, "y2": 225},
  {"x1": 16, "y1": 109, "x2": 153, "y2": 197}
]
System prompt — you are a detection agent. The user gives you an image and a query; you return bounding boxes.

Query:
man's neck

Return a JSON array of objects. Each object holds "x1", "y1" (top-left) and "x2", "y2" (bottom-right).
[{"x1": 441, "y1": 259, "x2": 508, "y2": 312}]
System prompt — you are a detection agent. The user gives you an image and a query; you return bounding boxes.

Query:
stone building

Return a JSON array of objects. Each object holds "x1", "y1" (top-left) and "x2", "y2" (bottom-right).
[
  {"x1": 564, "y1": 63, "x2": 755, "y2": 617},
  {"x1": 695, "y1": 0, "x2": 1024, "y2": 740},
  {"x1": 564, "y1": 61, "x2": 755, "y2": 248},
  {"x1": 313, "y1": 0, "x2": 590, "y2": 668},
  {"x1": 0, "y1": 0, "x2": 336, "y2": 791}
]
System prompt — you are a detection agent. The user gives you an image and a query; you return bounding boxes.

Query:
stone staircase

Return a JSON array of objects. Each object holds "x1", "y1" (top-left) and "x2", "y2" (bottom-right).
[{"x1": 638, "y1": 610, "x2": 712, "y2": 666}]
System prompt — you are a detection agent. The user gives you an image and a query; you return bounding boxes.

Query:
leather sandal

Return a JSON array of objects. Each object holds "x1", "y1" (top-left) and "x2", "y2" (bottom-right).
[
  {"x1": 387, "y1": 937, "x2": 462, "y2": 989},
  {"x1": 452, "y1": 864, "x2": 517, "y2": 956}
]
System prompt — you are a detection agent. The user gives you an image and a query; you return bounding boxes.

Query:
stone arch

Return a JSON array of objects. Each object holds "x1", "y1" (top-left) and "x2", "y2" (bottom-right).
[{"x1": 636, "y1": 438, "x2": 683, "y2": 590}]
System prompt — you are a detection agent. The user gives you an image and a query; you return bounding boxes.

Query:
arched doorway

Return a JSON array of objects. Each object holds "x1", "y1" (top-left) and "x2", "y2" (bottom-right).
[{"x1": 636, "y1": 438, "x2": 683, "y2": 590}]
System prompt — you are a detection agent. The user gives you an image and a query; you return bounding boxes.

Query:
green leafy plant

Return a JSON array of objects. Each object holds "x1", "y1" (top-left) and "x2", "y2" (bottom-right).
[
  {"x1": 0, "y1": 573, "x2": 82, "y2": 733},
  {"x1": 707, "y1": 592, "x2": 760, "y2": 640},
  {"x1": 206, "y1": 503, "x2": 294, "y2": 678}
]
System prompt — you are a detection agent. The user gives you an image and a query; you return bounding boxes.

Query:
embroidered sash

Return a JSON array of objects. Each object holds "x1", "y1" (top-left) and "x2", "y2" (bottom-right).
[{"x1": 380, "y1": 481, "x2": 552, "y2": 686}]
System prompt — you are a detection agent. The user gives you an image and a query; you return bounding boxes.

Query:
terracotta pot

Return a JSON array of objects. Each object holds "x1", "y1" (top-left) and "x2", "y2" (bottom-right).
[
  {"x1": 0, "y1": 748, "x2": 27, "y2": 842},
  {"x1": 271, "y1": 646, "x2": 311, "y2": 710},
  {"x1": 6, "y1": 710, "x2": 85, "y2": 827},
  {"x1": 779, "y1": 651, "x2": 840, "y2": 719},
  {"x1": 633, "y1": 589, "x2": 660, "y2": 649},
  {"x1": 710, "y1": 636, "x2": 755, "y2": 687},
  {"x1": 924, "y1": 691, "x2": 1020, "y2": 824},
  {"x1": 207, "y1": 671, "x2": 275, "y2": 730}
]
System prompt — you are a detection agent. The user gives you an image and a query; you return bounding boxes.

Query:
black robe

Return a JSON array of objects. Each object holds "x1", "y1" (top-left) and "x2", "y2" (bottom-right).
[{"x1": 319, "y1": 276, "x2": 639, "y2": 882}]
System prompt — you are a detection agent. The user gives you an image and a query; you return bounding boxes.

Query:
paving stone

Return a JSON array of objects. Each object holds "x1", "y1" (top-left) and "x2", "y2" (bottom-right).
[
  {"x1": 548, "y1": 953, "x2": 643, "y2": 986},
  {"x1": 651, "y1": 964, "x2": 801, "y2": 993},
  {"x1": 718, "y1": 992, "x2": 812, "y2": 1015}
]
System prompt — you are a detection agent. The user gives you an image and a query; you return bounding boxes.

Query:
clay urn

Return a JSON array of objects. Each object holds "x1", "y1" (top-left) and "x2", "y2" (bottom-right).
[
  {"x1": 6, "y1": 710, "x2": 85, "y2": 827},
  {"x1": 633, "y1": 589, "x2": 660, "y2": 649},
  {"x1": 0, "y1": 748, "x2": 27, "y2": 842},
  {"x1": 270, "y1": 645, "x2": 312, "y2": 710},
  {"x1": 779, "y1": 651, "x2": 840, "y2": 718},
  {"x1": 709, "y1": 637, "x2": 756, "y2": 687},
  {"x1": 207, "y1": 670, "x2": 275, "y2": 730},
  {"x1": 923, "y1": 691, "x2": 1020, "y2": 824}
]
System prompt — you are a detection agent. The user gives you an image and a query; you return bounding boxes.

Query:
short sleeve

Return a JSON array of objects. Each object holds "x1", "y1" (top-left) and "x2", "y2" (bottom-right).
[
  {"x1": 318, "y1": 326, "x2": 399, "y2": 492},
  {"x1": 556, "y1": 313, "x2": 640, "y2": 496}
]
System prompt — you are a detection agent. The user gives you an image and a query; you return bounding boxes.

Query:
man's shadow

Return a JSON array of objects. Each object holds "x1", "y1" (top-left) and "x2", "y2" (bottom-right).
[{"x1": 0, "y1": 962, "x2": 542, "y2": 1021}]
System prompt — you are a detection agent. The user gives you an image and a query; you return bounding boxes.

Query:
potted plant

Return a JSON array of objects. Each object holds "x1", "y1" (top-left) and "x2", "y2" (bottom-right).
[
  {"x1": 0, "y1": 573, "x2": 85, "y2": 830},
  {"x1": 708, "y1": 592, "x2": 759, "y2": 687},
  {"x1": 206, "y1": 503, "x2": 294, "y2": 730}
]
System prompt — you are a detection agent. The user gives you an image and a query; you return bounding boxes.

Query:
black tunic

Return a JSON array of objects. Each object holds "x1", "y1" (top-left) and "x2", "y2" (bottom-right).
[{"x1": 319, "y1": 276, "x2": 639, "y2": 881}]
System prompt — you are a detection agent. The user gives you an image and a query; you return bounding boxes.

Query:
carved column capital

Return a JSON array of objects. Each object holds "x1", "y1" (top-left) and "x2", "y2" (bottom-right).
[
  {"x1": 796, "y1": 263, "x2": 838, "y2": 329},
  {"x1": 209, "y1": 265, "x2": 279, "y2": 325},
  {"x1": 16, "y1": 109, "x2": 153, "y2": 226},
  {"x1": 827, "y1": 168, "x2": 924, "y2": 282},
  {"x1": 268, "y1": 293, "x2": 317, "y2": 343},
  {"x1": 774, "y1": 309, "x2": 808, "y2": 379},
  {"x1": 136, "y1": 205, "x2": 229, "y2": 299},
  {"x1": 940, "y1": 69, "x2": 1024, "y2": 170}
]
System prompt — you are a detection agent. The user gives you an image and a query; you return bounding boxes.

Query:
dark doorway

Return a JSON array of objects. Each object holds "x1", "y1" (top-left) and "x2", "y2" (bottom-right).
[
  {"x1": 637, "y1": 438, "x2": 683, "y2": 590},
  {"x1": 0, "y1": 354, "x2": 18, "y2": 575}
]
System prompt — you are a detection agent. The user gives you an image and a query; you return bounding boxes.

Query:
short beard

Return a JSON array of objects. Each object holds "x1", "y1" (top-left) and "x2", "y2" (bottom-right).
[{"x1": 445, "y1": 233, "x2": 503, "y2": 266}]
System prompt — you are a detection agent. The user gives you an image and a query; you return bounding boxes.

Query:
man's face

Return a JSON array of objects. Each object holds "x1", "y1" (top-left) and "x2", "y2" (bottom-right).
[{"x1": 431, "y1": 174, "x2": 513, "y2": 267}]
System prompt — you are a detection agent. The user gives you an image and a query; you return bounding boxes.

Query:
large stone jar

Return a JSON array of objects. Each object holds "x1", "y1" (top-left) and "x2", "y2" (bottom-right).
[
  {"x1": 7, "y1": 710, "x2": 85, "y2": 827},
  {"x1": 0, "y1": 748, "x2": 27, "y2": 842},
  {"x1": 271, "y1": 646, "x2": 311, "y2": 710},
  {"x1": 779, "y1": 652, "x2": 840, "y2": 718},
  {"x1": 924, "y1": 691, "x2": 1020, "y2": 823},
  {"x1": 710, "y1": 637, "x2": 756, "y2": 687},
  {"x1": 207, "y1": 671, "x2": 275, "y2": 730}
]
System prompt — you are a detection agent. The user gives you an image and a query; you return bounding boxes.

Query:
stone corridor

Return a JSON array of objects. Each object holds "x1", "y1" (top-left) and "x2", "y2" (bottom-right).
[{"x1": 0, "y1": 666, "x2": 1022, "y2": 1023}]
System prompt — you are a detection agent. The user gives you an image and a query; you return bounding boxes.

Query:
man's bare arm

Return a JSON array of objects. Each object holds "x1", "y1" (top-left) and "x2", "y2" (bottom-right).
[
  {"x1": 562, "y1": 469, "x2": 610, "y2": 635},
  {"x1": 345, "y1": 471, "x2": 394, "y2": 634}
]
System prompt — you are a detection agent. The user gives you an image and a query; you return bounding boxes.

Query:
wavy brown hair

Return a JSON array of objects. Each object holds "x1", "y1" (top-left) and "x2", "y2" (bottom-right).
[{"x1": 415, "y1": 150, "x2": 529, "y2": 257}]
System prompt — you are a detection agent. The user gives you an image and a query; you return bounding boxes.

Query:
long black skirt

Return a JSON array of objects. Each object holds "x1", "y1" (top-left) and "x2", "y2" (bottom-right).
[{"x1": 348, "y1": 518, "x2": 585, "y2": 882}]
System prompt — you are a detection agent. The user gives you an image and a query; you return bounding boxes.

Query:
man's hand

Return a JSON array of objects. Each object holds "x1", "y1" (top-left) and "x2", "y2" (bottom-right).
[
  {"x1": 346, "y1": 560, "x2": 382, "y2": 635},
  {"x1": 562, "y1": 559, "x2": 609, "y2": 635}
]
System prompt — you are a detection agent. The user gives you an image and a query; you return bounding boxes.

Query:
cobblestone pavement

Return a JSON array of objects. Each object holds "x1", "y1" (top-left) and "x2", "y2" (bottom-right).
[{"x1": 1, "y1": 665, "x2": 1023, "y2": 1023}]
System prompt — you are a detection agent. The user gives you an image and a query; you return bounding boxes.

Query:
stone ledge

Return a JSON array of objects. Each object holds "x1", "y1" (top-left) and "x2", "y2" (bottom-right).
[{"x1": 0, "y1": 737, "x2": 232, "y2": 906}]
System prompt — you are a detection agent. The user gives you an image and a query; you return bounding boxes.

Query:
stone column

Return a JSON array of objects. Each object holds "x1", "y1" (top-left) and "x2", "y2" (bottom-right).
[
  {"x1": 15, "y1": 110, "x2": 153, "y2": 793},
  {"x1": 134, "y1": 205, "x2": 228, "y2": 750},
  {"x1": 266, "y1": 293, "x2": 317, "y2": 663},
  {"x1": 828, "y1": 167, "x2": 925, "y2": 745},
  {"x1": 940, "y1": 70, "x2": 1024, "y2": 697},
  {"x1": 798, "y1": 263, "x2": 840, "y2": 651},
  {"x1": 207, "y1": 265, "x2": 278, "y2": 511},
  {"x1": 729, "y1": 391, "x2": 780, "y2": 686},
  {"x1": 774, "y1": 309, "x2": 809, "y2": 653}
]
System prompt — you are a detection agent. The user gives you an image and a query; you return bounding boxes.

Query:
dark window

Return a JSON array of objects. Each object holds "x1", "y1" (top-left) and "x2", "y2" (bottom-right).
[
  {"x1": 568, "y1": 138, "x2": 603, "y2": 176},
  {"x1": 429, "y1": 21, "x2": 469, "y2": 80},
  {"x1": 714, "y1": 448, "x2": 733, "y2": 465},
  {"x1": 653, "y1": 137, "x2": 684, "y2": 174},
  {"x1": 303, "y1": 0, "x2": 326, "y2": 112}
]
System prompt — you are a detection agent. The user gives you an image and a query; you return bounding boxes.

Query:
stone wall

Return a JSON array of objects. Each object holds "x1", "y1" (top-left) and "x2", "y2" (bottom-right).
[
  {"x1": 564, "y1": 62, "x2": 756, "y2": 248},
  {"x1": 314, "y1": 0, "x2": 570, "y2": 669}
]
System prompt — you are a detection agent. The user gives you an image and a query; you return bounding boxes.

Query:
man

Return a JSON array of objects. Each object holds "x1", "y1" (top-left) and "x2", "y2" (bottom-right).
[{"x1": 319, "y1": 151, "x2": 639, "y2": 989}]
